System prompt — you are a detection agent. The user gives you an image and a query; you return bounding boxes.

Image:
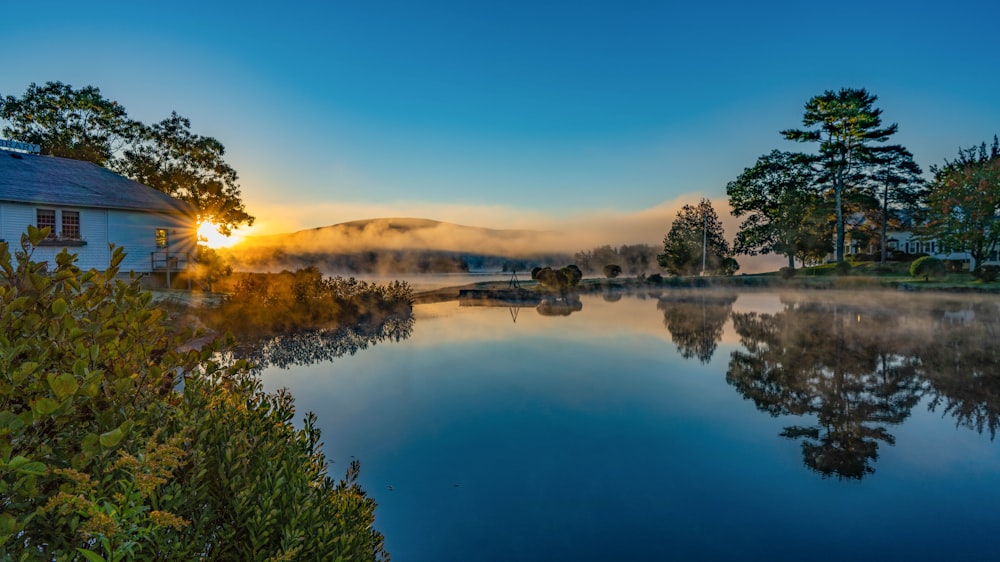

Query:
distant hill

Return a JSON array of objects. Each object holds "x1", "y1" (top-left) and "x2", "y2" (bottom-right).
[{"x1": 221, "y1": 218, "x2": 573, "y2": 274}]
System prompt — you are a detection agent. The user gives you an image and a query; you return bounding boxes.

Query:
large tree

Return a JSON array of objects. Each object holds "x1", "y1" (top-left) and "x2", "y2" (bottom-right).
[
  {"x1": 117, "y1": 112, "x2": 255, "y2": 235},
  {"x1": 0, "y1": 81, "x2": 140, "y2": 166},
  {"x1": 867, "y1": 145, "x2": 924, "y2": 265},
  {"x1": 658, "y1": 199, "x2": 730, "y2": 276},
  {"x1": 782, "y1": 88, "x2": 900, "y2": 263},
  {"x1": 1, "y1": 81, "x2": 254, "y2": 237},
  {"x1": 728, "y1": 150, "x2": 829, "y2": 269},
  {"x1": 920, "y1": 136, "x2": 1000, "y2": 273}
]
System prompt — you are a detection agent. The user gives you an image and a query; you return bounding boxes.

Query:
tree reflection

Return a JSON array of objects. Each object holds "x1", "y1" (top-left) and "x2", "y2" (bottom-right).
[
  {"x1": 921, "y1": 300, "x2": 1000, "y2": 439},
  {"x1": 226, "y1": 314, "x2": 414, "y2": 371},
  {"x1": 537, "y1": 294, "x2": 583, "y2": 317},
  {"x1": 657, "y1": 293, "x2": 736, "y2": 363},
  {"x1": 727, "y1": 298, "x2": 923, "y2": 479}
]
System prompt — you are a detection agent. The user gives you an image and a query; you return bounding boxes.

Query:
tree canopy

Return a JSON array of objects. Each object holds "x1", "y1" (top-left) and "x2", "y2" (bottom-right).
[
  {"x1": 920, "y1": 136, "x2": 1000, "y2": 273},
  {"x1": 658, "y1": 199, "x2": 730, "y2": 276},
  {"x1": 867, "y1": 144, "x2": 924, "y2": 264},
  {"x1": 782, "y1": 88, "x2": 901, "y2": 263},
  {"x1": 117, "y1": 112, "x2": 255, "y2": 236},
  {"x1": 0, "y1": 81, "x2": 139, "y2": 166},
  {"x1": 728, "y1": 150, "x2": 830, "y2": 268},
  {"x1": 0, "y1": 81, "x2": 254, "y2": 237}
]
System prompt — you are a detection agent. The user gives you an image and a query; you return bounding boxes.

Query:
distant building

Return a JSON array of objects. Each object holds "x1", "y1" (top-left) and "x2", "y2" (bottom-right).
[
  {"x1": 838, "y1": 229, "x2": 998, "y2": 269},
  {"x1": 0, "y1": 144, "x2": 197, "y2": 282}
]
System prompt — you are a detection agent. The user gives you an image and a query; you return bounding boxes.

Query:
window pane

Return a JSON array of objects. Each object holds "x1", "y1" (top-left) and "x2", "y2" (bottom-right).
[
  {"x1": 62, "y1": 211, "x2": 80, "y2": 239},
  {"x1": 36, "y1": 209, "x2": 56, "y2": 237}
]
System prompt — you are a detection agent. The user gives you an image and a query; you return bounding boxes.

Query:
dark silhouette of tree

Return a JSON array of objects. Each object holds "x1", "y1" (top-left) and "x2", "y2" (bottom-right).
[
  {"x1": 658, "y1": 199, "x2": 730, "y2": 276},
  {"x1": 603, "y1": 264, "x2": 622, "y2": 278},
  {"x1": 658, "y1": 293, "x2": 736, "y2": 363},
  {"x1": 117, "y1": 112, "x2": 254, "y2": 236},
  {"x1": 0, "y1": 81, "x2": 140, "y2": 166},
  {"x1": 783, "y1": 88, "x2": 901, "y2": 263}
]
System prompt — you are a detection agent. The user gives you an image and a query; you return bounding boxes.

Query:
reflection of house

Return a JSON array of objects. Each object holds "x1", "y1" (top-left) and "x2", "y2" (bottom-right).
[{"x1": 0, "y1": 145, "x2": 196, "y2": 279}]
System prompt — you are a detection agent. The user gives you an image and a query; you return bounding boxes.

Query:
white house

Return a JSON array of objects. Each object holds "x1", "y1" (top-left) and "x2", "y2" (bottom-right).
[
  {"x1": 0, "y1": 144, "x2": 197, "y2": 282},
  {"x1": 839, "y1": 229, "x2": 999, "y2": 269}
]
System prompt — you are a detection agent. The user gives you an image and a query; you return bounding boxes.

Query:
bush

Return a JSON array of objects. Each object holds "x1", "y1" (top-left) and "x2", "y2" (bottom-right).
[
  {"x1": 531, "y1": 265, "x2": 583, "y2": 291},
  {"x1": 722, "y1": 257, "x2": 740, "y2": 276},
  {"x1": 975, "y1": 265, "x2": 1000, "y2": 282},
  {"x1": 603, "y1": 264, "x2": 622, "y2": 278},
  {"x1": 779, "y1": 266, "x2": 796, "y2": 279},
  {"x1": 0, "y1": 228, "x2": 387, "y2": 561},
  {"x1": 834, "y1": 261, "x2": 852, "y2": 275},
  {"x1": 910, "y1": 256, "x2": 946, "y2": 281}
]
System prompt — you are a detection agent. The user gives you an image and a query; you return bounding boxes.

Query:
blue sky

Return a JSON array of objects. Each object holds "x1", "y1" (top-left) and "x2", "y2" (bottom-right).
[{"x1": 2, "y1": 0, "x2": 999, "y2": 243}]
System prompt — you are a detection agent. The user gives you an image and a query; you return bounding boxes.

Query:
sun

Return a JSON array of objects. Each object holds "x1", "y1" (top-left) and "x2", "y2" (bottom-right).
[{"x1": 198, "y1": 221, "x2": 248, "y2": 249}]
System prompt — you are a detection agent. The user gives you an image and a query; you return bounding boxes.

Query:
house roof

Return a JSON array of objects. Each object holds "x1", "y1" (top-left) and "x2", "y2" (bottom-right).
[{"x1": 0, "y1": 149, "x2": 194, "y2": 215}]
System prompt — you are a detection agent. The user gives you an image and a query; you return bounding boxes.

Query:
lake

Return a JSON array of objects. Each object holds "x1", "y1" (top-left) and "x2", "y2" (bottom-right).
[{"x1": 256, "y1": 289, "x2": 1000, "y2": 561}]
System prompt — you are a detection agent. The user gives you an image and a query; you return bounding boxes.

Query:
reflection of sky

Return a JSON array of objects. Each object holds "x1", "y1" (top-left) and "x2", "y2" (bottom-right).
[{"x1": 261, "y1": 293, "x2": 1000, "y2": 562}]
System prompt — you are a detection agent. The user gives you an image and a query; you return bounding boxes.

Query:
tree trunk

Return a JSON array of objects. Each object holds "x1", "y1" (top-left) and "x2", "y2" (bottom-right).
[
  {"x1": 788, "y1": 253, "x2": 795, "y2": 269},
  {"x1": 880, "y1": 179, "x2": 889, "y2": 267},
  {"x1": 835, "y1": 171, "x2": 845, "y2": 263}
]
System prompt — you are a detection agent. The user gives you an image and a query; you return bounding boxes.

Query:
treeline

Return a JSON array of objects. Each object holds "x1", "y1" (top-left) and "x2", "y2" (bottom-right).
[
  {"x1": 573, "y1": 244, "x2": 661, "y2": 275},
  {"x1": 0, "y1": 230, "x2": 387, "y2": 560},
  {"x1": 223, "y1": 248, "x2": 575, "y2": 275}
]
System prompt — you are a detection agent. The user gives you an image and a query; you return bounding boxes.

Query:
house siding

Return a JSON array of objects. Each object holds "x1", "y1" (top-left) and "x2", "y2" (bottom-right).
[
  {"x1": 0, "y1": 201, "x2": 196, "y2": 274},
  {"x1": 108, "y1": 211, "x2": 197, "y2": 273}
]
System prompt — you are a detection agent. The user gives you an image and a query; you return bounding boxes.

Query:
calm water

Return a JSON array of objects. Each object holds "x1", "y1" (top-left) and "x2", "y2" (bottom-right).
[{"x1": 257, "y1": 290, "x2": 1000, "y2": 561}]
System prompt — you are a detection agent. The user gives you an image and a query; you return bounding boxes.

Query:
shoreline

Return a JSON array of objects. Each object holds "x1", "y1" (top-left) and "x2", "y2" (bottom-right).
[{"x1": 413, "y1": 274, "x2": 1000, "y2": 303}]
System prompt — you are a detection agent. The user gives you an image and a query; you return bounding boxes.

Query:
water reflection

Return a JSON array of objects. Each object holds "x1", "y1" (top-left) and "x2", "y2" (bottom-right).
[
  {"x1": 657, "y1": 292, "x2": 737, "y2": 363},
  {"x1": 722, "y1": 293, "x2": 1000, "y2": 479},
  {"x1": 921, "y1": 300, "x2": 1000, "y2": 439},
  {"x1": 537, "y1": 294, "x2": 583, "y2": 317},
  {"x1": 231, "y1": 314, "x2": 414, "y2": 371}
]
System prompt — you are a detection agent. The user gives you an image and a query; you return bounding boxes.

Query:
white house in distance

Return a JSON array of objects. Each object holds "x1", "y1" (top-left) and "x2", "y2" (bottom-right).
[
  {"x1": 0, "y1": 140, "x2": 197, "y2": 284},
  {"x1": 841, "y1": 229, "x2": 999, "y2": 269}
]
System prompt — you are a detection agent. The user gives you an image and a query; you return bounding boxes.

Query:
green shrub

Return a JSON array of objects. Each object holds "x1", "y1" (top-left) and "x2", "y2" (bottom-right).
[
  {"x1": 602, "y1": 264, "x2": 622, "y2": 278},
  {"x1": 976, "y1": 265, "x2": 1000, "y2": 282},
  {"x1": 722, "y1": 257, "x2": 740, "y2": 276},
  {"x1": 779, "y1": 267, "x2": 796, "y2": 279},
  {"x1": 910, "y1": 256, "x2": 946, "y2": 281},
  {"x1": 0, "y1": 228, "x2": 387, "y2": 561},
  {"x1": 834, "y1": 261, "x2": 852, "y2": 275}
]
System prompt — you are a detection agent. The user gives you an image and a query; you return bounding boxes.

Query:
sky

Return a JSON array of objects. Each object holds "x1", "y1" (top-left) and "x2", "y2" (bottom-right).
[{"x1": 2, "y1": 0, "x2": 999, "y2": 252}]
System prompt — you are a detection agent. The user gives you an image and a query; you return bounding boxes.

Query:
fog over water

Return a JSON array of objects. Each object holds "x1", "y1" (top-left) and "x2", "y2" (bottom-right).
[{"x1": 256, "y1": 289, "x2": 1000, "y2": 561}]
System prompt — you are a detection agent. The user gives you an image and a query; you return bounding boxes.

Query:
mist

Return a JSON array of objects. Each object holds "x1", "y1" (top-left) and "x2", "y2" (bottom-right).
[{"x1": 223, "y1": 193, "x2": 785, "y2": 274}]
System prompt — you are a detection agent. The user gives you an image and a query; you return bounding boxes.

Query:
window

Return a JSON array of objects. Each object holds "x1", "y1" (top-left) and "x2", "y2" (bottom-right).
[
  {"x1": 155, "y1": 228, "x2": 169, "y2": 248},
  {"x1": 35, "y1": 208, "x2": 85, "y2": 244},
  {"x1": 36, "y1": 209, "x2": 56, "y2": 236},
  {"x1": 62, "y1": 211, "x2": 80, "y2": 239}
]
